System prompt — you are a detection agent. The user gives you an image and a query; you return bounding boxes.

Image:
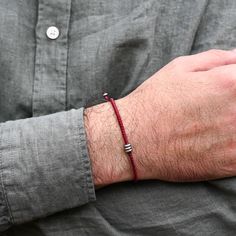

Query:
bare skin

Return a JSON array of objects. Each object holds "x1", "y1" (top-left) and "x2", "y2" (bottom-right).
[{"x1": 84, "y1": 49, "x2": 236, "y2": 188}]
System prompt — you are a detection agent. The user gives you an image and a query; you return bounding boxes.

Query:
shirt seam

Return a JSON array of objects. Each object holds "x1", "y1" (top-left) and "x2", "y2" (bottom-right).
[{"x1": 0, "y1": 124, "x2": 14, "y2": 225}]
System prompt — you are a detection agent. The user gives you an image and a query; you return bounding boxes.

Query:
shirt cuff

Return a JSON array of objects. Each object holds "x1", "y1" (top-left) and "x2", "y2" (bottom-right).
[{"x1": 0, "y1": 108, "x2": 96, "y2": 227}]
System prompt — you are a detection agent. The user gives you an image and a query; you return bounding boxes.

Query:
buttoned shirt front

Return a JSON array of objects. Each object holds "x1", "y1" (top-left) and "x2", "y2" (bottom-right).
[{"x1": 1, "y1": 0, "x2": 236, "y2": 235}]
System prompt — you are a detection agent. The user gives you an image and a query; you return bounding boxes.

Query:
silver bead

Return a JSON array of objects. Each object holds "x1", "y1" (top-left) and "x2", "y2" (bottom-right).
[{"x1": 124, "y1": 143, "x2": 132, "y2": 153}]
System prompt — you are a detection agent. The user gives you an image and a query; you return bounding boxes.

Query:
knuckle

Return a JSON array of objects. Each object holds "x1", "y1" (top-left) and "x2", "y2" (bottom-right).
[
  {"x1": 171, "y1": 56, "x2": 187, "y2": 65},
  {"x1": 168, "y1": 56, "x2": 188, "y2": 70},
  {"x1": 211, "y1": 69, "x2": 236, "y2": 90},
  {"x1": 207, "y1": 49, "x2": 226, "y2": 58},
  {"x1": 210, "y1": 68, "x2": 228, "y2": 79}
]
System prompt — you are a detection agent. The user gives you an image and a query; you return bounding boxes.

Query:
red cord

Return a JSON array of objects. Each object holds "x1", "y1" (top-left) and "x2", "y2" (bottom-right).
[{"x1": 103, "y1": 93, "x2": 138, "y2": 182}]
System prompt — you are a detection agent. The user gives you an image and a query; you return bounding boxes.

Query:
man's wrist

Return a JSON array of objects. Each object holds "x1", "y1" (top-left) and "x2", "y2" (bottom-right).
[{"x1": 84, "y1": 98, "x2": 133, "y2": 188}]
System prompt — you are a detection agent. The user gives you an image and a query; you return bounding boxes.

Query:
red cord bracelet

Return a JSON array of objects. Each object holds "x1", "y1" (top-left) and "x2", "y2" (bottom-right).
[{"x1": 103, "y1": 93, "x2": 138, "y2": 182}]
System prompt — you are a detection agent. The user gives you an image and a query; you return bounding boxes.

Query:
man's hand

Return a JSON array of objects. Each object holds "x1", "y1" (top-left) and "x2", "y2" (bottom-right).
[{"x1": 85, "y1": 49, "x2": 236, "y2": 187}]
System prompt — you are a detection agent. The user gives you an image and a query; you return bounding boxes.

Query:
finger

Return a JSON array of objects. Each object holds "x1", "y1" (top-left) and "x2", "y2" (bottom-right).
[
  {"x1": 204, "y1": 63, "x2": 236, "y2": 91},
  {"x1": 170, "y1": 49, "x2": 236, "y2": 72},
  {"x1": 207, "y1": 63, "x2": 236, "y2": 80}
]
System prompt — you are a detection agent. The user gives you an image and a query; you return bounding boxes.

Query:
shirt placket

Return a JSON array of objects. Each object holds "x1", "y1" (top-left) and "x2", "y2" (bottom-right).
[{"x1": 33, "y1": 0, "x2": 71, "y2": 117}]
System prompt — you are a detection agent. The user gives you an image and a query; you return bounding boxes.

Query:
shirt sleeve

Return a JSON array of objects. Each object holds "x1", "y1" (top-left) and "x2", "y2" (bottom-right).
[{"x1": 0, "y1": 108, "x2": 96, "y2": 231}]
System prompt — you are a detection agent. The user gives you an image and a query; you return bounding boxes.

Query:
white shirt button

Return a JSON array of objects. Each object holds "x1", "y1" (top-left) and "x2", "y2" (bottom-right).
[{"x1": 46, "y1": 26, "x2": 60, "y2": 40}]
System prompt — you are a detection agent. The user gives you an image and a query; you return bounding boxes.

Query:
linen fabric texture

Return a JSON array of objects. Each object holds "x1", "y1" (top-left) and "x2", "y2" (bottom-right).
[{"x1": 0, "y1": 0, "x2": 236, "y2": 235}]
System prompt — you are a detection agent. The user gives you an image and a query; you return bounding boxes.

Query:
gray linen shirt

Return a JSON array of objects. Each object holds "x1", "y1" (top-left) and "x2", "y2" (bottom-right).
[{"x1": 0, "y1": 0, "x2": 236, "y2": 235}]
